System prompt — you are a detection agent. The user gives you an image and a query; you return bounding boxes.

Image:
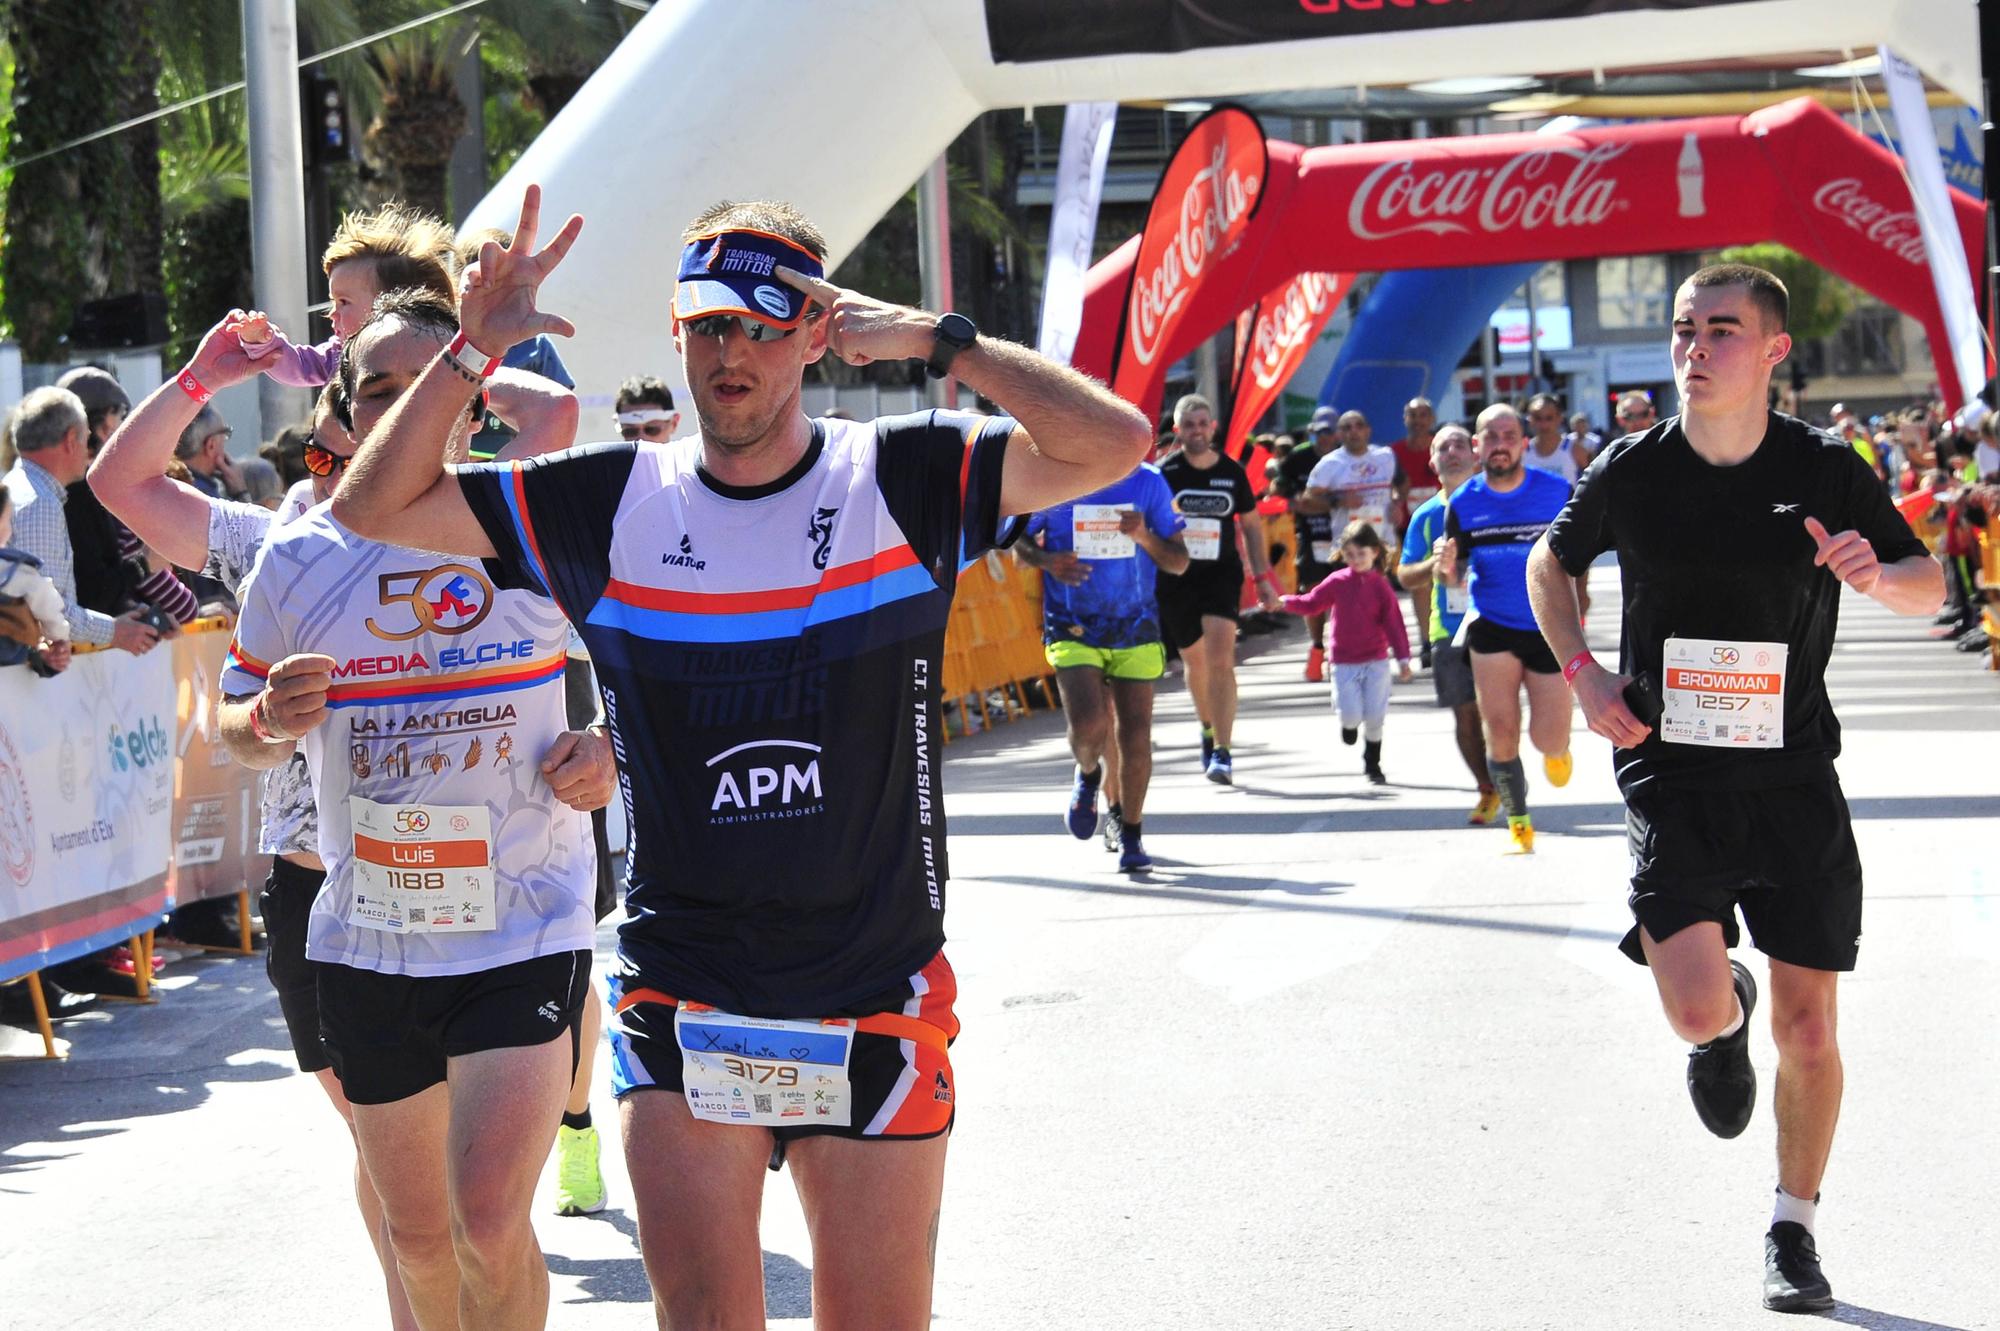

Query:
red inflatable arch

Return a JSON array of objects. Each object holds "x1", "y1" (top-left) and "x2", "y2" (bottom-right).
[{"x1": 1074, "y1": 98, "x2": 1987, "y2": 417}]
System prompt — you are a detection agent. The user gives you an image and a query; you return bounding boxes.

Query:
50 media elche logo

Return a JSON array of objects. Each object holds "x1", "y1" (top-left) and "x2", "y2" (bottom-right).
[{"x1": 366, "y1": 564, "x2": 495, "y2": 642}]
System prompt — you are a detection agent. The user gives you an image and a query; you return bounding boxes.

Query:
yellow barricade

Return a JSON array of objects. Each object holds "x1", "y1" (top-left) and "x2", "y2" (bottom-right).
[{"x1": 941, "y1": 553, "x2": 1056, "y2": 738}]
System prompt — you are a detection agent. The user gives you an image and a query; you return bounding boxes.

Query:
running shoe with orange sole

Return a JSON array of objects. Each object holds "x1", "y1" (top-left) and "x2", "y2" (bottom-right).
[
  {"x1": 1543, "y1": 750, "x2": 1572, "y2": 788},
  {"x1": 1468, "y1": 790, "x2": 1503, "y2": 826}
]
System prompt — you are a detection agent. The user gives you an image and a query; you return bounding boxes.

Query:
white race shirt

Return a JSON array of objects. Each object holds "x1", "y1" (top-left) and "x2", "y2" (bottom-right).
[
  {"x1": 1522, "y1": 441, "x2": 1579, "y2": 487},
  {"x1": 223, "y1": 506, "x2": 593, "y2": 976},
  {"x1": 1307, "y1": 445, "x2": 1401, "y2": 546}
]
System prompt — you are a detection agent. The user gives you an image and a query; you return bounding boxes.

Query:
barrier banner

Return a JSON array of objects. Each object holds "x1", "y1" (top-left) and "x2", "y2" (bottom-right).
[
  {"x1": 170, "y1": 627, "x2": 272, "y2": 906},
  {"x1": 1227, "y1": 270, "x2": 1352, "y2": 473},
  {"x1": 0, "y1": 649, "x2": 175, "y2": 983},
  {"x1": 1109, "y1": 105, "x2": 1268, "y2": 406},
  {"x1": 986, "y1": 1, "x2": 1763, "y2": 63}
]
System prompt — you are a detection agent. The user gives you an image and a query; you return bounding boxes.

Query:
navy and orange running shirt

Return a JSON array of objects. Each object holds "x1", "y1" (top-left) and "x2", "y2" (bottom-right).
[{"x1": 456, "y1": 411, "x2": 1018, "y2": 1016}]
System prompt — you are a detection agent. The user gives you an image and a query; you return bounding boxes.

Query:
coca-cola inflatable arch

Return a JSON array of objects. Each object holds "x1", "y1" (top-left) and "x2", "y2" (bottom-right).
[{"x1": 1073, "y1": 97, "x2": 1986, "y2": 420}]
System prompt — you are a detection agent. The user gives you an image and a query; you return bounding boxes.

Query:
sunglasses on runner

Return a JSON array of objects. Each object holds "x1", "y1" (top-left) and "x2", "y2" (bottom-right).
[
  {"x1": 620, "y1": 421, "x2": 674, "y2": 441},
  {"x1": 683, "y1": 313, "x2": 802, "y2": 343},
  {"x1": 303, "y1": 440, "x2": 355, "y2": 477}
]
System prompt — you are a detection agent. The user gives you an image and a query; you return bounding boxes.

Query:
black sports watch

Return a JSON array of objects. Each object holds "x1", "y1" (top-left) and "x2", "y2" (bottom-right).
[{"x1": 925, "y1": 312, "x2": 977, "y2": 380}]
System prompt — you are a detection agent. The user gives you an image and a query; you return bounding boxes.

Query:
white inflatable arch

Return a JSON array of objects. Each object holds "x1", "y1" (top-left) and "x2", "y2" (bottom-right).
[{"x1": 468, "y1": 0, "x2": 1980, "y2": 415}]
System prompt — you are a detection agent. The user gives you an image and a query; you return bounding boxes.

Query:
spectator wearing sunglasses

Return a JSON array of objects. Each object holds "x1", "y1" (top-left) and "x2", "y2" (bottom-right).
[
  {"x1": 614, "y1": 375, "x2": 680, "y2": 442},
  {"x1": 1614, "y1": 390, "x2": 1658, "y2": 437}
]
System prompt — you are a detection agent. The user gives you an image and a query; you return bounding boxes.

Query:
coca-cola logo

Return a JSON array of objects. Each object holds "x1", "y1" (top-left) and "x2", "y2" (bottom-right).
[
  {"x1": 1246, "y1": 273, "x2": 1338, "y2": 391},
  {"x1": 1348, "y1": 142, "x2": 1629, "y2": 242},
  {"x1": 1128, "y1": 141, "x2": 1261, "y2": 368},
  {"x1": 1811, "y1": 178, "x2": 1927, "y2": 265}
]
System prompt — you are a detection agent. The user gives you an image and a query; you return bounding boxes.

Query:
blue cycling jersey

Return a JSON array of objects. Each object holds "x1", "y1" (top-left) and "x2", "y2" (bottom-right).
[{"x1": 1442, "y1": 468, "x2": 1570, "y2": 632}]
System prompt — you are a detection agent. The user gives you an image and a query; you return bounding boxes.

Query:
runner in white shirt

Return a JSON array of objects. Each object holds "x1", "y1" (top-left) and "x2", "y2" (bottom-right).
[
  {"x1": 214, "y1": 290, "x2": 605, "y2": 1331},
  {"x1": 1299, "y1": 409, "x2": 1407, "y2": 555},
  {"x1": 1522, "y1": 392, "x2": 1583, "y2": 487}
]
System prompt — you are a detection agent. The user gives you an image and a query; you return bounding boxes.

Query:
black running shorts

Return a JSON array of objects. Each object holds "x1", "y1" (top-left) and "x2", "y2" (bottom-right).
[
  {"x1": 319, "y1": 948, "x2": 591, "y2": 1105},
  {"x1": 1618, "y1": 774, "x2": 1863, "y2": 973},
  {"x1": 260, "y1": 856, "x2": 330, "y2": 1074},
  {"x1": 1157, "y1": 572, "x2": 1241, "y2": 650},
  {"x1": 1465, "y1": 616, "x2": 1561, "y2": 675}
]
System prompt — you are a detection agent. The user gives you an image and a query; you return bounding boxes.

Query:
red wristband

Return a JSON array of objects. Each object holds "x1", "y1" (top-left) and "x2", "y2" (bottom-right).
[
  {"x1": 1562, "y1": 650, "x2": 1597, "y2": 683},
  {"x1": 177, "y1": 368, "x2": 212, "y2": 405},
  {"x1": 445, "y1": 330, "x2": 504, "y2": 378}
]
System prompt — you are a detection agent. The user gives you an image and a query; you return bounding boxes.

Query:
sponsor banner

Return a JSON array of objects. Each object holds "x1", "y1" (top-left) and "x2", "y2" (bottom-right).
[
  {"x1": 1226, "y1": 270, "x2": 1351, "y2": 459},
  {"x1": 1110, "y1": 105, "x2": 1268, "y2": 405},
  {"x1": 985, "y1": 0, "x2": 1763, "y2": 64},
  {"x1": 1037, "y1": 102, "x2": 1119, "y2": 367},
  {"x1": 1075, "y1": 99, "x2": 1985, "y2": 412},
  {"x1": 0, "y1": 648, "x2": 175, "y2": 982},
  {"x1": 170, "y1": 627, "x2": 272, "y2": 906}
]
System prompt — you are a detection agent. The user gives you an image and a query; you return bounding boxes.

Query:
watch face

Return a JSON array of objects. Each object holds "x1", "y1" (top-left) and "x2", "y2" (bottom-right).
[{"x1": 938, "y1": 312, "x2": 976, "y2": 347}]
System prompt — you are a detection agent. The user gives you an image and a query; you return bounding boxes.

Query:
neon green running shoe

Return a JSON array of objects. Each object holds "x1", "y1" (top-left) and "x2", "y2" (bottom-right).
[{"x1": 553, "y1": 1124, "x2": 606, "y2": 1216}]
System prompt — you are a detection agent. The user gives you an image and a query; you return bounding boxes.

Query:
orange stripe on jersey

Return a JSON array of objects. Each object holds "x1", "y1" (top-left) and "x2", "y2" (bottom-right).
[
  {"x1": 354, "y1": 833, "x2": 489, "y2": 869},
  {"x1": 603, "y1": 545, "x2": 921, "y2": 615}
]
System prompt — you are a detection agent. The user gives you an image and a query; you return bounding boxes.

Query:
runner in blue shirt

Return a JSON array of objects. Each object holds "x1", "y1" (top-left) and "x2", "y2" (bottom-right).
[
  {"x1": 1395, "y1": 423, "x2": 1497, "y2": 825},
  {"x1": 1018, "y1": 464, "x2": 1187, "y2": 871},
  {"x1": 1437, "y1": 403, "x2": 1577, "y2": 853}
]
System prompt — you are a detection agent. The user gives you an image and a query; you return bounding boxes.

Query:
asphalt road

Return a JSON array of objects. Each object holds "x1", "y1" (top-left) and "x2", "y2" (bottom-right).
[{"x1": 3, "y1": 569, "x2": 1994, "y2": 1331}]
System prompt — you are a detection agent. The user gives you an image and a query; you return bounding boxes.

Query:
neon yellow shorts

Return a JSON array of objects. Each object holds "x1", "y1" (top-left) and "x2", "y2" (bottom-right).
[{"x1": 1044, "y1": 639, "x2": 1166, "y2": 681}]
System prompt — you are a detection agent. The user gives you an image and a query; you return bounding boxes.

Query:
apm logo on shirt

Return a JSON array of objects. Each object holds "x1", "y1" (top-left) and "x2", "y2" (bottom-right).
[
  {"x1": 365, "y1": 564, "x2": 494, "y2": 641},
  {"x1": 705, "y1": 739, "x2": 825, "y2": 825}
]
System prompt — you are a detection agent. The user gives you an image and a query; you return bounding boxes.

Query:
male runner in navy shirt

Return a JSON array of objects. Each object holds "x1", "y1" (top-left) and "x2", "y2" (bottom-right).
[
  {"x1": 1019, "y1": 463, "x2": 1187, "y2": 871},
  {"x1": 334, "y1": 186, "x2": 1151, "y2": 1330}
]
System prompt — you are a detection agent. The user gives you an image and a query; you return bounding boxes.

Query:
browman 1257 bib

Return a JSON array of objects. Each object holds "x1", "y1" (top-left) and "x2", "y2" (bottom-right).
[
  {"x1": 1660, "y1": 637, "x2": 1787, "y2": 749},
  {"x1": 676, "y1": 1004, "x2": 856, "y2": 1127},
  {"x1": 348, "y1": 796, "x2": 497, "y2": 932},
  {"x1": 1071, "y1": 504, "x2": 1135, "y2": 560}
]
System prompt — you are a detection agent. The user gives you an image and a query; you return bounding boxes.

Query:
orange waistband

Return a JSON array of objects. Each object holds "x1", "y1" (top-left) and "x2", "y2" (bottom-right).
[{"x1": 615, "y1": 986, "x2": 948, "y2": 1055}]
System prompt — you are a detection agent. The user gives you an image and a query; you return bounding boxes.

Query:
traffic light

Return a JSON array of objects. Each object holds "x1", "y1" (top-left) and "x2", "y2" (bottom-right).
[{"x1": 305, "y1": 76, "x2": 352, "y2": 167}]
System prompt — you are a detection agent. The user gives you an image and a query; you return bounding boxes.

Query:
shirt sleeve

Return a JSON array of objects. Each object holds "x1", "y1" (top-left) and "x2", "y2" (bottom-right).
[
  {"x1": 1144, "y1": 471, "x2": 1184, "y2": 537},
  {"x1": 119, "y1": 526, "x2": 199, "y2": 624},
  {"x1": 202, "y1": 499, "x2": 276, "y2": 596},
  {"x1": 1544, "y1": 450, "x2": 1617, "y2": 576},
  {"x1": 1835, "y1": 445, "x2": 1929, "y2": 565},
  {"x1": 873, "y1": 410, "x2": 1019, "y2": 575},
  {"x1": 258, "y1": 333, "x2": 339, "y2": 388},
  {"x1": 523, "y1": 336, "x2": 575, "y2": 389},
  {"x1": 1231, "y1": 465, "x2": 1257, "y2": 515},
  {"x1": 1399, "y1": 507, "x2": 1433, "y2": 567},
  {"x1": 455, "y1": 441, "x2": 639, "y2": 621},
  {"x1": 220, "y1": 541, "x2": 292, "y2": 699},
  {"x1": 1380, "y1": 575, "x2": 1411, "y2": 661}
]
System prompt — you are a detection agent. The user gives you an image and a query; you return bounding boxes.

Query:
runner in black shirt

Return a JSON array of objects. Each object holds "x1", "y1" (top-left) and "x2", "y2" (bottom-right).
[
  {"x1": 1154, "y1": 394, "x2": 1281, "y2": 784},
  {"x1": 1528, "y1": 264, "x2": 1942, "y2": 1314}
]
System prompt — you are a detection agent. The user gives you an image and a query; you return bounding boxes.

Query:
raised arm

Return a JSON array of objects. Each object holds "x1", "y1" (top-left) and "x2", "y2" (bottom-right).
[
  {"x1": 774, "y1": 266, "x2": 1150, "y2": 516},
  {"x1": 480, "y1": 367, "x2": 580, "y2": 464},
  {"x1": 90, "y1": 312, "x2": 262, "y2": 571},
  {"x1": 334, "y1": 184, "x2": 583, "y2": 553}
]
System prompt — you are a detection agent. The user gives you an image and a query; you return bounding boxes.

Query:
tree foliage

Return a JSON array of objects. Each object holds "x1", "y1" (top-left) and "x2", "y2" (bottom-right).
[{"x1": 1716, "y1": 242, "x2": 1855, "y2": 343}]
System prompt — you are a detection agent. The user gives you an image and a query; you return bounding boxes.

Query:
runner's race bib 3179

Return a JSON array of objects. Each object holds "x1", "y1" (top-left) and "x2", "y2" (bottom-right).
[
  {"x1": 1183, "y1": 517, "x2": 1222, "y2": 561},
  {"x1": 1660, "y1": 637, "x2": 1787, "y2": 748},
  {"x1": 348, "y1": 797, "x2": 497, "y2": 932},
  {"x1": 1071, "y1": 504, "x2": 1136, "y2": 560},
  {"x1": 676, "y1": 1004, "x2": 856, "y2": 1127}
]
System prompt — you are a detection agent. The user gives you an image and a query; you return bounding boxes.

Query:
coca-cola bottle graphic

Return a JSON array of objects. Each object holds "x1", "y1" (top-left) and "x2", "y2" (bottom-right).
[{"x1": 1677, "y1": 132, "x2": 1706, "y2": 218}]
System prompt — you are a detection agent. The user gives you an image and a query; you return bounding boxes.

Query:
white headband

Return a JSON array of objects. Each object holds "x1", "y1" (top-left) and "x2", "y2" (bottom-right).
[{"x1": 617, "y1": 408, "x2": 674, "y2": 426}]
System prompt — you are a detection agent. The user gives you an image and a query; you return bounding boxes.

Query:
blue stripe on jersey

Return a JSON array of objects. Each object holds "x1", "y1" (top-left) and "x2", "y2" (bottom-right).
[{"x1": 583, "y1": 562, "x2": 940, "y2": 645}]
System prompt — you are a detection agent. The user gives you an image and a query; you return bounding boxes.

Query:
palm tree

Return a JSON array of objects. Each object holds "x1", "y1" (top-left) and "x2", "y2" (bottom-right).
[{"x1": 363, "y1": 25, "x2": 467, "y2": 218}]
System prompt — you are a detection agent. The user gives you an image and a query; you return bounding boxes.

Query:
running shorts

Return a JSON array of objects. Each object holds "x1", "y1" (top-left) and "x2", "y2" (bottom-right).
[
  {"x1": 1619, "y1": 775, "x2": 1863, "y2": 973},
  {"x1": 260, "y1": 856, "x2": 330, "y2": 1074},
  {"x1": 1046, "y1": 639, "x2": 1166, "y2": 681},
  {"x1": 1430, "y1": 640, "x2": 1476, "y2": 709},
  {"x1": 607, "y1": 950, "x2": 958, "y2": 1142},
  {"x1": 1465, "y1": 616, "x2": 1560, "y2": 675},
  {"x1": 1157, "y1": 574, "x2": 1240, "y2": 650},
  {"x1": 319, "y1": 948, "x2": 590, "y2": 1105}
]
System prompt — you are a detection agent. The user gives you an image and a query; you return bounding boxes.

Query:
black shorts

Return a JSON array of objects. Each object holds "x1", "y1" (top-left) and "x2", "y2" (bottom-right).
[
  {"x1": 319, "y1": 948, "x2": 591, "y2": 1106},
  {"x1": 1618, "y1": 776, "x2": 1863, "y2": 973},
  {"x1": 260, "y1": 856, "x2": 330, "y2": 1074},
  {"x1": 1465, "y1": 616, "x2": 1560, "y2": 674},
  {"x1": 607, "y1": 951, "x2": 958, "y2": 1143},
  {"x1": 1157, "y1": 572, "x2": 1241, "y2": 650},
  {"x1": 1430, "y1": 640, "x2": 1476, "y2": 708}
]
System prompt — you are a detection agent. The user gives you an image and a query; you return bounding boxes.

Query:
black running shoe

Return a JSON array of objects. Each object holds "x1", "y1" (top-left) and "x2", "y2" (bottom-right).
[
  {"x1": 1686, "y1": 959, "x2": 1758, "y2": 1139},
  {"x1": 1763, "y1": 1222, "x2": 1834, "y2": 1312}
]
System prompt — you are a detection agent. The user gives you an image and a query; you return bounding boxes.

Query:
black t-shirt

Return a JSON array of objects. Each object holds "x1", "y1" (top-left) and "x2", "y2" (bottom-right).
[
  {"x1": 65, "y1": 480, "x2": 134, "y2": 615},
  {"x1": 1545, "y1": 412, "x2": 1927, "y2": 792},
  {"x1": 1277, "y1": 445, "x2": 1334, "y2": 555},
  {"x1": 1156, "y1": 449, "x2": 1257, "y2": 589}
]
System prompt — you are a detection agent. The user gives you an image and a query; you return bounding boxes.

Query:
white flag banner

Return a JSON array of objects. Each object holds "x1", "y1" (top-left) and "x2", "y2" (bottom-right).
[
  {"x1": 1882, "y1": 47, "x2": 1986, "y2": 408},
  {"x1": 1036, "y1": 101, "x2": 1118, "y2": 366}
]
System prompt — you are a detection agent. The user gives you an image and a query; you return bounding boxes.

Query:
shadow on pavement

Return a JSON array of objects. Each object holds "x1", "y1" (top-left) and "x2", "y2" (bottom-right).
[
  {"x1": 983, "y1": 874, "x2": 1627, "y2": 943},
  {"x1": 0, "y1": 951, "x2": 296, "y2": 1177},
  {"x1": 1825, "y1": 1305, "x2": 1971, "y2": 1330}
]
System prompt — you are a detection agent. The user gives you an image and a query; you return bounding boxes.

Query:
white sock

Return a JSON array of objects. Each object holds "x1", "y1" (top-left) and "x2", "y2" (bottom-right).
[
  {"x1": 1714, "y1": 997, "x2": 1744, "y2": 1040},
  {"x1": 1772, "y1": 1187, "x2": 1818, "y2": 1235}
]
